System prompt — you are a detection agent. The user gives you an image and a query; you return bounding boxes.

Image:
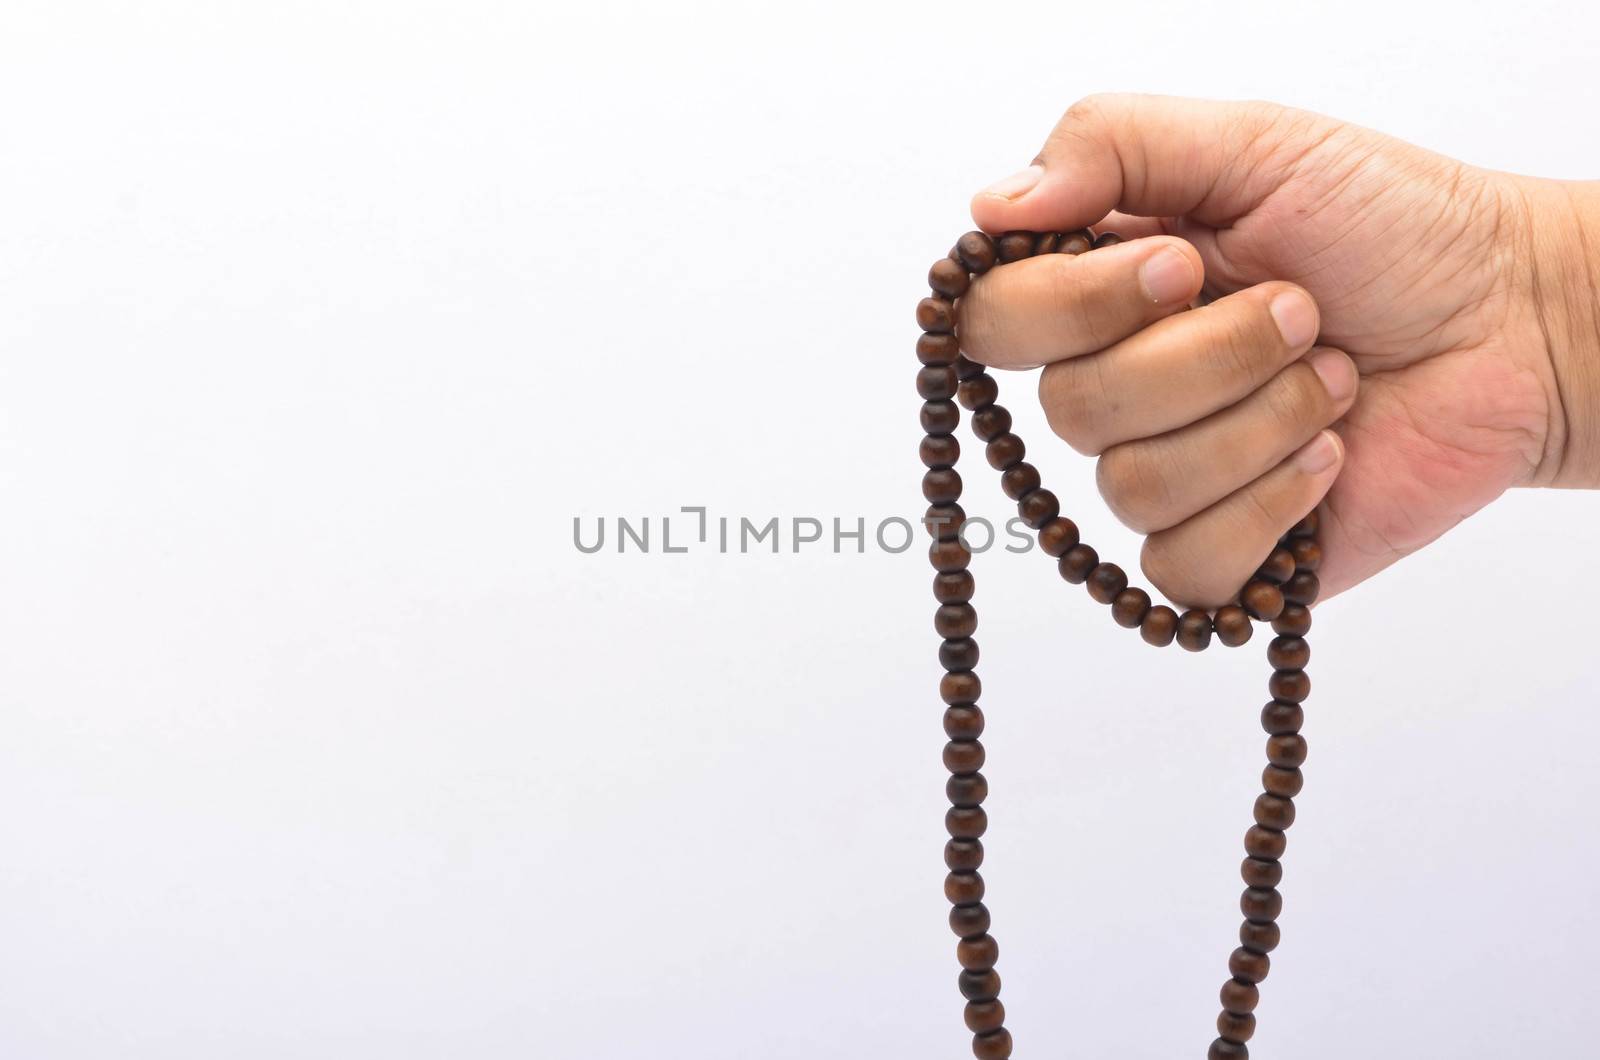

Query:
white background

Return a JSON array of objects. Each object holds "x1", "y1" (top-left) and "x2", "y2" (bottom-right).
[{"x1": 2, "y1": 1, "x2": 1597, "y2": 1057}]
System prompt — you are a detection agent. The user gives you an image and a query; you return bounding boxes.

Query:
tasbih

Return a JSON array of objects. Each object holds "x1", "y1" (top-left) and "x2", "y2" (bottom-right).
[{"x1": 919, "y1": 228, "x2": 1321, "y2": 1060}]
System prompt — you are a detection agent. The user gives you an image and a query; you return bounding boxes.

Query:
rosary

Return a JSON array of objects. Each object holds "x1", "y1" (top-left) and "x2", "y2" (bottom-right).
[{"x1": 918, "y1": 228, "x2": 1320, "y2": 1060}]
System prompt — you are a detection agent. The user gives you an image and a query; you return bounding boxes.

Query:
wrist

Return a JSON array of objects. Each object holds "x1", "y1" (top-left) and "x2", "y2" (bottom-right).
[{"x1": 1515, "y1": 175, "x2": 1600, "y2": 488}]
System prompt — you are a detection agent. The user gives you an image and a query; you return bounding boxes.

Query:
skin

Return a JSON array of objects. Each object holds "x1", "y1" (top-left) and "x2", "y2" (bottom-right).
[{"x1": 957, "y1": 94, "x2": 1600, "y2": 608}]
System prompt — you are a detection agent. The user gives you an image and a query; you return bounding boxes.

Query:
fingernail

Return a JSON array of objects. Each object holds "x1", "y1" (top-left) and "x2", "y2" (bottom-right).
[
  {"x1": 1270, "y1": 290, "x2": 1318, "y2": 349},
  {"x1": 1138, "y1": 247, "x2": 1196, "y2": 305},
  {"x1": 1308, "y1": 348, "x2": 1356, "y2": 402},
  {"x1": 1294, "y1": 430, "x2": 1341, "y2": 474},
  {"x1": 980, "y1": 163, "x2": 1044, "y2": 201}
]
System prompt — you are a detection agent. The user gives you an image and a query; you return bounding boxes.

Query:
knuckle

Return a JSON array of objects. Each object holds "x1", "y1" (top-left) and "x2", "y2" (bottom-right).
[
  {"x1": 1043, "y1": 256, "x2": 1114, "y2": 350},
  {"x1": 1038, "y1": 362, "x2": 1102, "y2": 455},
  {"x1": 1096, "y1": 444, "x2": 1171, "y2": 532},
  {"x1": 1264, "y1": 365, "x2": 1328, "y2": 428},
  {"x1": 1140, "y1": 534, "x2": 1208, "y2": 608},
  {"x1": 955, "y1": 284, "x2": 1005, "y2": 365},
  {"x1": 1200, "y1": 303, "x2": 1274, "y2": 383}
]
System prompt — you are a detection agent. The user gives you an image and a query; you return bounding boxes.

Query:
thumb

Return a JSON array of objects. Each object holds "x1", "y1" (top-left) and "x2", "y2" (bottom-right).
[{"x1": 970, "y1": 94, "x2": 1311, "y2": 234}]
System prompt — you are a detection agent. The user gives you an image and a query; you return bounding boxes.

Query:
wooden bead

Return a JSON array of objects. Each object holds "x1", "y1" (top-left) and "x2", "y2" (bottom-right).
[
  {"x1": 930, "y1": 536, "x2": 974, "y2": 575},
  {"x1": 959, "y1": 374, "x2": 1000, "y2": 411},
  {"x1": 946, "y1": 805, "x2": 987, "y2": 839},
  {"x1": 1253, "y1": 794, "x2": 1296, "y2": 830},
  {"x1": 923, "y1": 467, "x2": 963, "y2": 504},
  {"x1": 917, "y1": 332, "x2": 961, "y2": 366},
  {"x1": 940, "y1": 671, "x2": 981, "y2": 705},
  {"x1": 969, "y1": 405, "x2": 1012, "y2": 440},
  {"x1": 950, "y1": 902, "x2": 991, "y2": 938},
  {"x1": 947, "y1": 772, "x2": 988, "y2": 808},
  {"x1": 940, "y1": 637, "x2": 980, "y2": 672},
  {"x1": 1141, "y1": 605, "x2": 1179, "y2": 646},
  {"x1": 1240, "y1": 887, "x2": 1283, "y2": 922},
  {"x1": 929, "y1": 257, "x2": 972, "y2": 299},
  {"x1": 943, "y1": 705, "x2": 984, "y2": 740},
  {"x1": 917, "y1": 297, "x2": 957, "y2": 333},
  {"x1": 1244, "y1": 826, "x2": 1286, "y2": 860},
  {"x1": 1241, "y1": 580, "x2": 1285, "y2": 621},
  {"x1": 1215, "y1": 605, "x2": 1253, "y2": 647},
  {"x1": 999, "y1": 462, "x2": 1040, "y2": 500},
  {"x1": 945, "y1": 838, "x2": 984, "y2": 871},
  {"x1": 1271, "y1": 604, "x2": 1312, "y2": 637},
  {"x1": 1267, "y1": 635, "x2": 1309, "y2": 671},
  {"x1": 1112, "y1": 587, "x2": 1151, "y2": 628},
  {"x1": 1229, "y1": 947, "x2": 1271, "y2": 984},
  {"x1": 955, "y1": 231, "x2": 998, "y2": 274},
  {"x1": 933, "y1": 570, "x2": 974, "y2": 603},
  {"x1": 1059, "y1": 229, "x2": 1093, "y2": 254},
  {"x1": 1057, "y1": 544, "x2": 1099, "y2": 583},
  {"x1": 1266, "y1": 734, "x2": 1308, "y2": 768},
  {"x1": 1038, "y1": 516, "x2": 1080, "y2": 557},
  {"x1": 1289, "y1": 509, "x2": 1320, "y2": 538},
  {"x1": 957, "y1": 933, "x2": 999, "y2": 971},
  {"x1": 1219, "y1": 978, "x2": 1259, "y2": 1014},
  {"x1": 1032, "y1": 232, "x2": 1060, "y2": 254},
  {"x1": 1290, "y1": 536, "x2": 1322, "y2": 571},
  {"x1": 1240, "y1": 919, "x2": 1281, "y2": 954},
  {"x1": 1208, "y1": 1038, "x2": 1249, "y2": 1060},
  {"x1": 943, "y1": 740, "x2": 986, "y2": 774},
  {"x1": 958, "y1": 968, "x2": 1001, "y2": 1002},
  {"x1": 1092, "y1": 231, "x2": 1123, "y2": 248},
  {"x1": 1177, "y1": 609, "x2": 1214, "y2": 652},
  {"x1": 925, "y1": 502, "x2": 966, "y2": 541},
  {"x1": 1255, "y1": 547, "x2": 1296, "y2": 584},
  {"x1": 996, "y1": 232, "x2": 1034, "y2": 262},
  {"x1": 1240, "y1": 857, "x2": 1282, "y2": 889},
  {"x1": 917, "y1": 364, "x2": 958, "y2": 400},
  {"x1": 1261, "y1": 701, "x2": 1305, "y2": 738},
  {"x1": 972, "y1": 1028, "x2": 1013, "y2": 1060},
  {"x1": 986, "y1": 433, "x2": 1025, "y2": 470},
  {"x1": 1217, "y1": 1011, "x2": 1256, "y2": 1044},
  {"x1": 921, "y1": 398, "x2": 960, "y2": 434},
  {"x1": 921, "y1": 434, "x2": 960, "y2": 468},
  {"x1": 1086, "y1": 562, "x2": 1128, "y2": 604},
  {"x1": 946, "y1": 868, "x2": 988, "y2": 905},
  {"x1": 934, "y1": 603, "x2": 977, "y2": 638},
  {"x1": 1283, "y1": 571, "x2": 1320, "y2": 605},
  {"x1": 1017, "y1": 488, "x2": 1060, "y2": 529},
  {"x1": 1262, "y1": 766, "x2": 1303, "y2": 798},
  {"x1": 964, "y1": 999, "x2": 1006, "y2": 1033},
  {"x1": 957, "y1": 355, "x2": 987, "y2": 382},
  {"x1": 1269, "y1": 670, "x2": 1310, "y2": 703}
]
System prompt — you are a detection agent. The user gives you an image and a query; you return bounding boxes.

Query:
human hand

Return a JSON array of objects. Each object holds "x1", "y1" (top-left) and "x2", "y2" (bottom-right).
[{"x1": 956, "y1": 94, "x2": 1600, "y2": 606}]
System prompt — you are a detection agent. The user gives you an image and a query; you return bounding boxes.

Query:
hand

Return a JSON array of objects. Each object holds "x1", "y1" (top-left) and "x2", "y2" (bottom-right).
[{"x1": 956, "y1": 94, "x2": 1600, "y2": 606}]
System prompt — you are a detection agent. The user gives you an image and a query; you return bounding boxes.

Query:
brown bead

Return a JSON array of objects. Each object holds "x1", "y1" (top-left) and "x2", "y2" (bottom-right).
[
  {"x1": 1032, "y1": 231, "x2": 1060, "y2": 254},
  {"x1": 1271, "y1": 604, "x2": 1312, "y2": 637},
  {"x1": 940, "y1": 637, "x2": 980, "y2": 672},
  {"x1": 946, "y1": 805, "x2": 987, "y2": 839},
  {"x1": 929, "y1": 539, "x2": 972, "y2": 573},
  {"x1": 929, "y1": 257, "x2": 972, "y2": 299},
  {"x1": 916, "y1": 364, "x2": 958, "y2": 400},
  {"x1": 1259, "y1": 700, "x2": 1303, "y2": 734},
  {"x1": 1241, "y1": 580, "x2": 1285, "y2": 621},
  {"x1": 1059, "y1": 229, "x2": 1093, "y2": 254},
  {"x1": 1254, "y1": 547, "x2": 1296, "y2": 584},
  {"x1": 964, "y1": 999, "x2": 1006, "y2": 1033},
  {"x1": 943, "y1": 705, "x2": 984, "y2": 740},
  {"x1": 1267, "y1": 635, "x2": 1309, "y2": 671},
  {"x1": 925, "y1": 503, "x2": 966, "y2": 541},
  {"x1": 996, "y1": 232, "x2": 1034, "y2": 262},
  {"x1": 1283, "y1": 571, "x2": 1320, "y2": 605},
  {"x1": 1141, "y1": 605, "x2": 1179, "y2": 647},
  {"x1": 1290, "y1": 536, "x2": 1322, "y2": 571},
  {"x1": 1177, "y1": 609, "x2": 1214, "y2": 652},
  {"x1": 940, "y1": 671, "x2": 981, "y2": 705},
  {"x1": 1289, "y1": 509, "x2": 1320, "y2": 538},
  {"x1": 1219, "y1": 978, "x2": 1259, "y2": 1014},
  {"x1": 1086, "y1": 562, "x2": 1128, "y2": 604},
  {"x1": 1266, "y1": 733, "x2": 1308, "y2": 768},
  {"x1": 1038, "y1": 517, "x2": 1080, "y2": 557},
  {"x1": 986, "y1": 433, "x2": 1026, "y2": 470},
  {"x1": 957, "y1": 933, "x2": 999, "y2": 971},
  {"x1": 958, "y1": 968, "x2": 1001, "y2": 1002},
  {"x1": 1214, "y1": 605, "x2": 1253, "y2": 647},
  {"x1": 950, "y1": 902, "x2": 991, "y2": 938},
  {"x1": 945, "y1": 871, "x2": 985, "y2": 905},
  {"x1": 923, "y1": 468, "x2": 963, "y2": 504},
  {"x1": 921, "y1": 398, "x2": 960, "y2": 435},
  {"x1": 1269, "y1": 670, "x2": 1310, "y2": 703},
  {"x1": 1253, "y1": 794, "x2": 1296, "y2": 830},
  {"x1": 943, "y1": 740, "x2": 986, "y2": 774},
  {"x1": 921, "y1": 434, "x2": 960, "y2": 468},
  {"x1": 956, "y1": 355, "x2": 987, "y2": 381},
  {"x1": 1240, "y1": 919, "x2": 1281, "y2": 953},
  {"x1": 1229, "y1": 947, "x2": 1271, "y2": 984},
  {"x1": 959, "y1": 374, "x2": 999, "y2": 411},
  {"x1": 1217, "y1": 1011, "x2": 1257, "y2": 1044},
  {"x1": 1017, "y1": 488, "x2": 1060, "y2": 529},
  {"x1": 917, "y1": 332, "x2": 961, "y2": 366},
  {"x1": 1208, "y1": 1038, "x2": 1249, "y2": 1060},
  {"x1": 1240, "y1": 887, "x2": 1283, "y2": 922},
  {"x1": 917, "y1": 297, "x2": 957, "y2": 333},
  {"x1": 933, "y1": 571, "x2": 975, "y2": 603},
  {"x1": 1244, "y1": 826, "x2": 1286, "y2": 860},
  {"x1": 1092, "y1": 231, "x2": 1123, "y2": 248},
  {"x1": 955, "y1": 231, "x2": 998, "y2": 274},
  {"x1": 947, "y1": 772, "x2": 988, "y2": 808},
  {"x1": 999, "y1": 462, "x2": 1040, "y2": 500},
  {"x1": 1240, "y1": 857, "x2": 1282, "y2": 889},
  {"x1": 945, "y1": 838, "x2": 984, "y2": 871},
  {"x1": 969, "y1": 404, "x2": 1012, "y2": 441},
  {"x1": 972, "y1": 1028, "x2": 1013, "y2": 1060},
  {"x1": 935, "y1": 603, "x2": 977, "y2": 638},
  {"x1": 1261, "y1": 765, "x2": 1303, "y2": 798},
  {"x1": 1058, "y1": 544, "x2": 1099, "y2": 583},
  {"x1": 1112, "y1": 588, "x2": 1151, "y2": 628}
]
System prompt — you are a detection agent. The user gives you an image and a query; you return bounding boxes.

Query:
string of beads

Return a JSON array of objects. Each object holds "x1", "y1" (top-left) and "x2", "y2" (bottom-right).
[{"x1": 918, "y1": 228, "x2": 1321, "y2": 1059}]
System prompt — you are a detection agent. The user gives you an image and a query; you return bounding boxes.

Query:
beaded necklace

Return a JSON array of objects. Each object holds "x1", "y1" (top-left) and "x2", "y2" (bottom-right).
[{"x1": 919, "y1": 228, "x2": 1320, "y2": 1060}]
